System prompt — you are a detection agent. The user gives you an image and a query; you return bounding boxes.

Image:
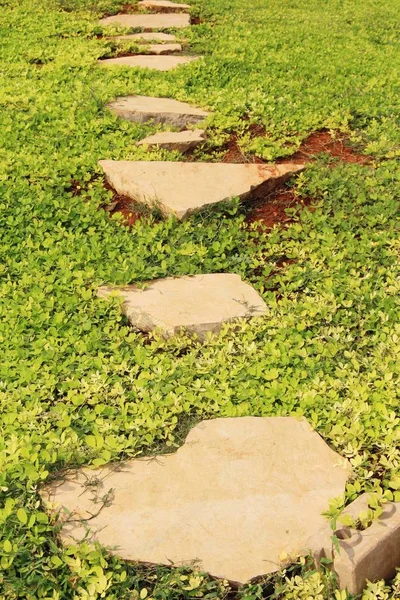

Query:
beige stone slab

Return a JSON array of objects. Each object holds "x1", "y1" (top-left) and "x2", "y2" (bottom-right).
[
  {"x1": 97, "y1": 274, "x2": 267, "y2": 337},
  {"x1": 98, "y1": 160, "x2": 305, "y2": 219},
  {"x1": 113, "y1": 32, "x2": 177, "y2": 42},
  {"x1": 137, "y1": 129, "x2": 206, "y2": 152},
  {"x1": 43, "y1": 417, "x2": 351, "y2": 584},
  {"x1": 98, "y1": 55, "x2": 198, "y2": 71},
  {"x1": 137, "y1": 43, "x2": 182, "y2": 54},
  {"x1": 335, "y1": 502, "x2": 400, "y2": 595},
  {"x1": 340, "y1": 493, "x2": 372, "y2": 525},
  {"x1": 99, "y1": 13, "x2": 190, "y2": 29},
  {"x1": 138, "y1": 0, "x2": 191, "y2": 9},
  {"x1": 107, "y1": 95, "x2": 210, "y2": 127}
]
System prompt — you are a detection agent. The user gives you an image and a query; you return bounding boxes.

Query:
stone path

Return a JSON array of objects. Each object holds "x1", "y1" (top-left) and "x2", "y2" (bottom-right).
[
  {"x1": 43, "y1": 0, "x2": 359, "y2": 590},
  {"x1": 138, "y1": 0, "x2": 191, "y2": 8},
  {"x1": 131, "y1": 43, "x2": 183, "y2": 55},
  {"x1": 98, "y1": 274, "x2": 267, "y2": 338},
  {"x1": 99, "y1": 55, "x2": 197, "y2": 71},
  {"x1": 113, "y1": 32, "x2": 177, "y2": 42},
  {"x1": 99, "y1": 160, "x2": 304, "y2": 219},
  {"x1": 107, "y1": 95, "x2": 210, "y2": 127},
  {"x1": 42, "y1": 417, "x2": 351, "y2": 584},
  {"x1": 99, "y1": 13, "x2": 190, "y2": 29},
  {"x1": 137, "y1": 129, "x2": 206, "y2": 151},
  {"x1": 99, "y1": 0, "x2": 198, "y2": 72}
]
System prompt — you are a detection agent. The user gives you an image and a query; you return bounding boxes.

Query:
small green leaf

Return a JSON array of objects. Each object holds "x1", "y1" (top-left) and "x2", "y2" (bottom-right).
[{"x1": 17, "y1": 508, "x2": 28, "y2": 525}]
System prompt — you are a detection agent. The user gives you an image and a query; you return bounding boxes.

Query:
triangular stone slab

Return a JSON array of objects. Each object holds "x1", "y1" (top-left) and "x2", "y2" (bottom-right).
[
  {"x1": 99, "y1": 13, "x2": 190, "y2": 29},
  {"x1": 138, "y1": 0, "x2": 191, "y2": 9},
  {"x1": 107, "y1": 96, "x2": 210, "y2": 127},
  {"x1": 99, "y1": 55, "x2": 198, "y2": 71},
  {"x1": 42, "y1": 417, "x2": 351, "y2": 584},
  {"x1": 98, "y1": 160, "x2": 305, "y2": 219},
  {"x1": 113, "y1": 32, "x2": 177, "y2": 42},
  {"x1": 97, "y1": 274, "x2": 267, "y2": 337},
  {"x1": 137, "y1": 129, "x2": 206, "y2": 151}
]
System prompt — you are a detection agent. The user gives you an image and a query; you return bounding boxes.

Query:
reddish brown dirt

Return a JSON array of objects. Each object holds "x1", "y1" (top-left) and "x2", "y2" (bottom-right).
[
  {"x1": 103, "y1": 182, "x2": 143, "y2": 226},
  {"x1": 278, "y1": 129, "x2": 372, "y2": 165},
  {"x1": 246, "y1": 188, "x2": 316, "y2": 229},
  {"x1": 227, "y1": 128, "x2": 371, "y2": 228},
  {"x1": 221, "y1": 136, "x2": 264, "y2": 164}
]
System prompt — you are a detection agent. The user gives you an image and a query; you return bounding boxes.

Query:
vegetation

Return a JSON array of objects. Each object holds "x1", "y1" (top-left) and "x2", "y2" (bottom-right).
[{"x1": 0, "y1": 0, "x2": 399, "y2": 597}]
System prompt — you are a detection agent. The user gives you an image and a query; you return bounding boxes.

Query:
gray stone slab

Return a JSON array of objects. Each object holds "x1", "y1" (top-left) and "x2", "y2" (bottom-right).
[
  {"x1": 42, "y1": 417, "x2": 351, "y2": 584},
  {"x1": 98, "y1": 55, "x2": 198, "y2": 71},
  {"x1": 98, "y1": 160, "x2": 305, "y2": 219},
  {"x1": 97, "y1": 274, "x2": 267, "y2": 337},
  {"x1": 107, "y1": 95, "x2": 210, "y2": 127},
  {"x1": 99, "y1": 13, "x2": 190, "y2": 29},
  {"x1": 113, "y1": 32, "x2": 177, "y2": 42},
  {"x1": 137, "y1": 43, "x2": 182, "y2": 54},
  {"x1": 138, "y1": 0, "x2": 190, "y2": 9},
  {"x1": 137, "y1": 129, "x2": 206, "y2": 152}
]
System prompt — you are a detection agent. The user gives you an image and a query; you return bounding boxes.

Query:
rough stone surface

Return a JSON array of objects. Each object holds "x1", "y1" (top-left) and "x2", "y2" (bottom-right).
[
  {"x1": 340, "y1": 493, "x2": 372, "y2": 524},
  {"x1": 136, "y1": 129, "x2": 206, "y2": 152},
  {"x1": 113, "y1": 32, "x2": 177, "y2": 42},
  {"x1": 138, "y1": 0, "x2": 190, "y2": 9},
  {"x1": 97, "y1": 273, "x2": 267, "y2": 337},
  {"x1": 107, "y1": 95, "x2": 209, "y2": 127},
  {"x1": 99, "y1": 13, "x2": 190, "y2": 29},
  {"x1": 43, "y1": 417, "x2": 351, "y2": 584},
  {"x1": 136, "y1": 43, "x2": 182, "y2": 54},
  {"x1": 98, "y1": 160, "x2": 305, "y2": 219},
  {"x1": 99, "y1": 55, "x2": 198, "y2": 71},
  {"x1": 334, "y1": 502, "x2": 400, "y2": 595}
]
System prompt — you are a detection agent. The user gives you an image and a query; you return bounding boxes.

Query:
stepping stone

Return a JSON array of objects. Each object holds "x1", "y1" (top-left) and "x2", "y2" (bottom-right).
[
  {"x1": 137, "y1": 129, "x2": 206, "y2": 152},
  {"x1": 107, "y1": 95, "x2": 210, "y2": 127},
  {"x1": 138, "y1": 0, "x2": 191, "y2": 9},
  {"x1": 98, "y1": 160, "x2": 305, "y2": 219},
  {"x1": 99, "y1": 55, "x2": 198, "y2": 71},
  {"x1": 148, "y1": 43, "x2": 182, "y2": 54},
  {"x1": 113, "y1": 32, "x2": 177, "y2": 42},
  {"x1": 42, "y1": 417, "x2": 351, "y2": 584},
  {"x1": 99, "y1": 13, "x2": 190, "y2": 29},
  {"x1": 97, "y1": 274, "x2": 267, "y2": 337},
  {"x1": 136, "y1": 43, "x2": 182, "y2": 54}
]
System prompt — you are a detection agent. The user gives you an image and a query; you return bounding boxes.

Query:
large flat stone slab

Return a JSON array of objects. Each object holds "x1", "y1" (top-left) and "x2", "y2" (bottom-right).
[
  {"x1": 99, "y1": 13, "x2": 190, "y2": 29},
  {"x1": 98, "y1": 161, "x2": 305, "y2": 219},
  {"x1": 99, "y1": 55, "x2": 198, "y2": 71},
  {"x1": 137, "y1": 129, "x2": 206, "y2": 151},
  {"x1": 107, "y1": 95, "x2": 210, "y2": 127},
  {"x1": 97, "y1": 273, "x2": 267, "y2": 337},
  {"x1": 138, "y1": 0, "x2": 191, "y2": 9},
  {"x1": 43, "y1": 417, "x2": 351, "y2": 584},
  {"x1": 113, "y1": 32, "x2": 177, "y2": 42}
]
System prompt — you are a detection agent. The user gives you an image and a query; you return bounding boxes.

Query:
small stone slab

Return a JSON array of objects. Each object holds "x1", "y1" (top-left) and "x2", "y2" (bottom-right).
[
  {"x1": 99, "y1": 13, "x2": 190, "y2": 29},
  {"x1": 137, "y1": 129, "x2": 205, "y2": 152},
  {"x1": 138, "y1": 0, "x2": 191, "y2": 9},
  {"x1": 98, "y1": 160, "x2": 305, "y2": 219},
  {"x1": 147, "y1": 43, "x2": 182, "y2": 54},
  {"x1": 137, "y1": 43, "x2": 182, "y2": 54},
  {"x1": 107, "y1": 95, "x2": 210, "y2": 127},
  {"x1": 43, "y1": 417, "x2": 351, "y2": 584},
  {"x1": 334, "y1": 501, "x2": 400, "y2": 595},
  {"x1": 98, "y1": 274, "x2": 267, "y2": 337},
  {"x1": 99, "y1": 55, "x2": 198, "y2": 71},
  {"x1": 113, "y1": 32, "x2": 177, "y2": 42}
]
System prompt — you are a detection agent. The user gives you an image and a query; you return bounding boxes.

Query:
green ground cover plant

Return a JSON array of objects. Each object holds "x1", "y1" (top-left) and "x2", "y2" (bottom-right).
[{"x1": 0, "y1": 0, "x2": 399, "y2": 597}]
